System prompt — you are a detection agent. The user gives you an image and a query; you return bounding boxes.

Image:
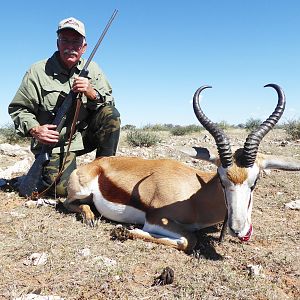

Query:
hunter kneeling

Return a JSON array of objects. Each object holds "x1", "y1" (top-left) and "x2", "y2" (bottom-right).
[{"x1": 8, "y1": 15, "x2": 120, "y2": 197}]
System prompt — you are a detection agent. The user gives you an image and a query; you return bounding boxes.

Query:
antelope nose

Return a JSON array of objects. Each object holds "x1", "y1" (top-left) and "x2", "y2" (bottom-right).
[{"x1": 229, "y1": 226, "x2": 240, "y2": 236}]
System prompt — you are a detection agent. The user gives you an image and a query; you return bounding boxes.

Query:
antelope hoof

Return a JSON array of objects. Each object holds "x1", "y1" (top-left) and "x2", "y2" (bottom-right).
[
  {"x1": 80, "y1": 205, "x2": 96, "y2": 227},
  {"x1": 83, "y1": 215, "x2": 96, "y2": 227}
]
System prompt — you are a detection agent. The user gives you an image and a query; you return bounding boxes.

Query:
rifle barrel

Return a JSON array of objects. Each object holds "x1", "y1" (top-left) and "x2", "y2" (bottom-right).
[{"x1": 82, "y1": 9, "x2": 118, "y2": 73}]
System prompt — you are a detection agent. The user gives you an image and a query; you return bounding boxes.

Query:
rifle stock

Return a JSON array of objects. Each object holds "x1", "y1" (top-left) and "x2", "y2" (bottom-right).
[
  {"x1": 19, "y1": 146, "x2": 50, "y2": 196},
  {"x1": 18, "y1": 10, "x2": 118, "y2": 197}
]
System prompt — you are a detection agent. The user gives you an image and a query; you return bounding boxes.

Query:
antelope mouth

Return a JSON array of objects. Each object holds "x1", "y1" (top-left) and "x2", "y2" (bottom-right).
[{"x1": 238, "y1": 224, "x2": 253, "y2": 242}]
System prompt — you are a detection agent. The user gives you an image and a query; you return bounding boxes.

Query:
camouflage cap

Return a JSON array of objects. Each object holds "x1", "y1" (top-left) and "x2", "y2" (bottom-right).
[{"x1": 57, "y1": 17, "x2": 86, "y2": 37}]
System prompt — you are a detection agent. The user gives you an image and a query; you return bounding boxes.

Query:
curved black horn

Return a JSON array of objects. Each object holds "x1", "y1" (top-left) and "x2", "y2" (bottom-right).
[
  {"x1": 242, "y1": 84, "x2": 286, "y2": 167},
  {"x1": 193, "y1": 85, "x2": 233, "y2": 168}
]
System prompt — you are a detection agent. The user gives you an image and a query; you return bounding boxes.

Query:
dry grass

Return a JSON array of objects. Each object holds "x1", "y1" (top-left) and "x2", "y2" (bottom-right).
[{"x1": 0, "y1": 129, "x2": 299, "y2": 300}]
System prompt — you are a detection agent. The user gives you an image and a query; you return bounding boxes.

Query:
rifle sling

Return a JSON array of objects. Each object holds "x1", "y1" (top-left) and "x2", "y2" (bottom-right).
[{"x1": 35, "y1": 95, "x2": 82, "y2": 199}]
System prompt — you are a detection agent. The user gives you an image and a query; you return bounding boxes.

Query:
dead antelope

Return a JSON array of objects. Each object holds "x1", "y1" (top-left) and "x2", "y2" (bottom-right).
[{"x1": 64, "y1": 83, "x2": 300, "y2": 252}]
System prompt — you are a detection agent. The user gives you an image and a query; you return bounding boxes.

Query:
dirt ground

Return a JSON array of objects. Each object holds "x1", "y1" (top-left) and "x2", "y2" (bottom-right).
[{"x1": 0, "y1": 129, "x2": 299, "y2": 300}]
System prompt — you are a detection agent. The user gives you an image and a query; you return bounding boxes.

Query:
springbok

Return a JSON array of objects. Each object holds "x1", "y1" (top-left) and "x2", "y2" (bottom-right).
[{"x1": 64, "y1": 83, "x2": 300, "y2": 252}]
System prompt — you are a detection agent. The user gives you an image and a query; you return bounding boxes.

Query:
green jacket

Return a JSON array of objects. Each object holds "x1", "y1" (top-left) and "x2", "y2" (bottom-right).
[{"x1": 8, "y1": 51, "x2": 113, "y2": 154}]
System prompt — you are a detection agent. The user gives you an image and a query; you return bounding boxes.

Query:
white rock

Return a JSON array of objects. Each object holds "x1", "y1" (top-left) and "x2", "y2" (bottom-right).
[
  {"x1": 24, "y1": 199, "x2": 57, "y2": 208},
  {"x1": 23, "y1": 253, "x2": 48, "y2": 266},
  {"x1": 24, "y1": 200, "x2": 38, "y2": 208},
  {"x1": 262, "y1": 169, "x2": 271, "y2": 176},
  {"x1": 78, "y1": 248, "x2": 91, "y2": 257},
  {"x1": 37, "y1": 198, "x2": 57, "y2": 207},
  {"x1": 10, "y1": 211, "x2": 26, "y2": 218},
  {"x1": 285, "y1": 199, "x2": 300, "y2": 210},
  {"x1": 247, "y1": 264, "x2": 263, "y2": 277},
  {"x1": 94, "y1": 255, "x2": 117, "y2": 267},
  {"x1": 0, "y1": 157, "x2": 33, "y2": 179}
]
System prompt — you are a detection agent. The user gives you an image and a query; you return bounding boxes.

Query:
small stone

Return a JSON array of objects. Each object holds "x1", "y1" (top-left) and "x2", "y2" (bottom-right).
[
  {"x1": 24, "y1": 253, "x2": 48, "y2": 266},
  {"x1": 24, "y1": 200, "x2": 38, "y2": 208},
  {"x1": 285, "y1": 200, "x2": 300, "y2": 210},
  {"x1": 78, "y1": 248, "x2": 91, "y2": 257},
  {"x1": 94, "y1": 255, "x2": 117, "y2": 267},
  {"x1": 247, "y1": 264, "x2": 262, "y2": 277}
]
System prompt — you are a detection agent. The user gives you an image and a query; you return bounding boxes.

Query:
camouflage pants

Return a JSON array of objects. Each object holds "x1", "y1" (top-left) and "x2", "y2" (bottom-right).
[{"x1": 41, "y1": 104, "x2": 121, "y2": 197}]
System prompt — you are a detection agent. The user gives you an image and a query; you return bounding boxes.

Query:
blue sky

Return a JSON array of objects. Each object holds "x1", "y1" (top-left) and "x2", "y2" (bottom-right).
[{"x1": 1, "y1": 0, "x2": 300, "y2": 127}]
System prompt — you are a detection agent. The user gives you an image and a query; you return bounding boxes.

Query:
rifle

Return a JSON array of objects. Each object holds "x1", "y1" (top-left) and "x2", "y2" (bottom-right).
[{"x1": 18, "y1": 9, "x2": 118, "y2": 197}]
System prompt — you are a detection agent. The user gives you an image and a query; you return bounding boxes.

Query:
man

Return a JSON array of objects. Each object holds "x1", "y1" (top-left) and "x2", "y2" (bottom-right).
[{"x1": 8, "y1": 17, "x2": 121, "y2": 197}]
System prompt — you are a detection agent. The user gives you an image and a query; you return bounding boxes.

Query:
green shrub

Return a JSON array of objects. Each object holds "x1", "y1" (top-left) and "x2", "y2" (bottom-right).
[
  {"x1": 122, "y1": 124, "x2": 136, "y2": 130},
  {"x1": 284, "y1": 119, "x2": 300, "y2": 140},
  {"x1": 171, "y1": 126, "x2": 191, "y2": 136},
  {"x1": 244, "y1": 118, "x2": 262, "y2": 132},
  {"x1": 0, "y1": 123, "x2": 29, "y2": 144},
  {"x1": 184, "y1": 124, "x2": 203, "y2": 133},
  {"x1": 217, "y1": 120, "x2": 231, "y2": 130},
  {"x1": 126, "y1": 129, "x2": 161, "y2": 147},
  {"x1": 170, "y1": 125, "x2": 203, "y2": 136},
  {"x1": 142, "y1": 123, "x2": 174, "y2": 131}
]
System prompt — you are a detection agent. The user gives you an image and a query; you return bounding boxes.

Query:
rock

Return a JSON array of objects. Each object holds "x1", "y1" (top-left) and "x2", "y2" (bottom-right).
[
  {"x1": 78, "y1": 248, "x2": 91, "y2": 257},
  {"x1": 285, "y1": 199, "x2": 300, "y2": 210},
  {"x1": 262, "y1": 169, "x2": 271, "y2": 176},
  {"x1": 24, "y1": 199, "x2": 57, "y2": 208},
  {"x1": 94, "y1": 255, "x2": 117, "y2": 267},
  {"x1": 0, "y1": 143, "x2": 30, "y2": 156},
  {"x1": 0, "y1": 157, "x2": 33, "y2": 179},
  {"x1": 247, "y1": 264, "x2": 263, "y2": 277},
  {"x1": 23, "y1": 253, "x2": 48, "y2": 266}
]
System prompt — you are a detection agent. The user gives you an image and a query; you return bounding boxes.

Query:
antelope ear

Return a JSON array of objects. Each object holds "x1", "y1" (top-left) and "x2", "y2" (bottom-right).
[
  {"x1": 257, "y1": 154, "x2": 300, "y2": 171},
  {"x1": 191, "y1": 147, "x2": 220, "y2": 166},
  {"x1": 177, "y1": 146, "x2": 220, "y2": 166}
]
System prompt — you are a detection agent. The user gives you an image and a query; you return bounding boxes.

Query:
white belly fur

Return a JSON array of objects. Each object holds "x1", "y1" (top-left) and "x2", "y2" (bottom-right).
[{"x1": 90, "y1": 178, "x2": 145, "y2": 224}]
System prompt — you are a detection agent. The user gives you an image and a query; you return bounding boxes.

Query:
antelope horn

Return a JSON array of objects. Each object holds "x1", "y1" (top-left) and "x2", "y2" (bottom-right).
[
  {"x1": 193, "y1": 85, "x2": 233, "y2": 168},
  {"x1": 242, "y1": 84, "x2": 286, "y2": 167}
]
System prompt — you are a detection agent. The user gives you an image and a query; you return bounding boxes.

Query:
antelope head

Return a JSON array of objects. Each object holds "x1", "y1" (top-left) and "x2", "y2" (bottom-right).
[{"x1": 193, "y1": 84, "x2": 286, "y2": 241}]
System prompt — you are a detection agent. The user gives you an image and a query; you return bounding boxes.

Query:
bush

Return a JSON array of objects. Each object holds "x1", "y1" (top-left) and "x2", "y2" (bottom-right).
[
  {"x1": 184, "y1": 124, "x2": 203, "y2": 133},
  {"x1": 142, "y1": 123, "x2": 174, "y2": 131},
  {"x1": 244, "y1": 118, "x2": 262, "y2": 132},
  {"x1": 170, "y1": 125, "x2": 203, "y2": 136},
  {"x1": 122, "y1": 124, "x2": 136, "y2": 130},
  {"x1": 216, "y1": 120, "x2": 232, "y2": 130},
  {"x1": 0, "y1": 123, "x2": 29, "y2": 144},
  {"x1": 126, "y1": 129, "x2": 161, "y2": 147},
  {"x1": 284, "y1": 119, "x2": 300, "y2": 140},
  {"x1": 170, "y1": 126, "x2": 190, "y2": 136}
]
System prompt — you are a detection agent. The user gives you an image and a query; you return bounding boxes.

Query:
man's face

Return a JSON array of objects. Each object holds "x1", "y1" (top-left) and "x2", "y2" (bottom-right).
[{"x1": 57, "y1": 29, "x2": 87, "y2": 69}]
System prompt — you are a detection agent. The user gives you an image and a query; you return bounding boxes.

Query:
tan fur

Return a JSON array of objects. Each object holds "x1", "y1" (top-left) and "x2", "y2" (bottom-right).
[
  {"x1": 227, "y1": 165, "x2": 248, "y2": 184},
  {"x1": 64, "y1": 156, "x2": 226, "y2": 252},
  {"x1": 64, "y1": 150, "x2": 300, "y2": 252}
]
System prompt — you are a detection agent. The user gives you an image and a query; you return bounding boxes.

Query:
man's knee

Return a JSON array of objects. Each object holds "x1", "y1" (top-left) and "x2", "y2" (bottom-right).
[{"x1": 90, "y1": 105, "x2": 121, "y2": 131}]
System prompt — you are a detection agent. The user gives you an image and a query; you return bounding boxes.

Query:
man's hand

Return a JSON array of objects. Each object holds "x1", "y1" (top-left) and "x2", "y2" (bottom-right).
[
  {"x1": 72, "y1": 76, "x2": 97, "y2": 100},
  {"x1": 29, "y1": 124, "x2": 59, "y2": 145}
]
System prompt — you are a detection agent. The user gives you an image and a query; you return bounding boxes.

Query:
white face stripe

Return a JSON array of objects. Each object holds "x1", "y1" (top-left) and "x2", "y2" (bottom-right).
[{"x1": 218, "y1": 164, "x2": 259, "y2": 238}]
